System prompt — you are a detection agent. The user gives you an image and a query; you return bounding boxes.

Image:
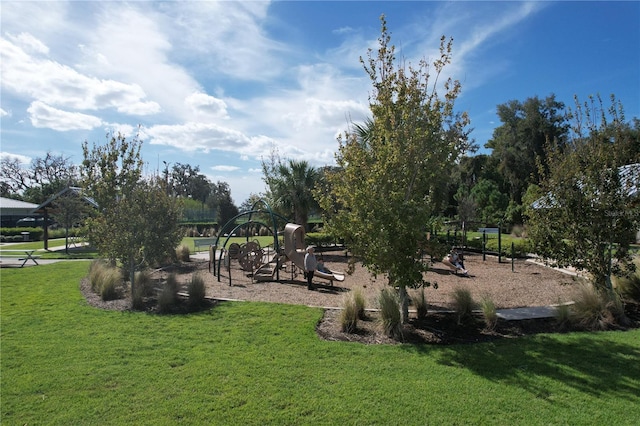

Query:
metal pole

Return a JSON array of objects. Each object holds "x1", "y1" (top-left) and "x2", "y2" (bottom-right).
[
  {"x1": 511, "y1": 242, "x2": 515, "y2": 272},
  {"x1": 498, "y1": 224, "x2": 502, "y2": 264},
  {"x1": 482, "y1": 230, "x2": 486, "y2": 261}
]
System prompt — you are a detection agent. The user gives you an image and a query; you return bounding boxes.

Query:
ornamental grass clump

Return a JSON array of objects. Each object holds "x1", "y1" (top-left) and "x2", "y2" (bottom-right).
[
  {"x1": 132, "y1": 269, "x2": 155, "y2": 309},
  {"x1": 176, "y1": 244, "x2": 191, "y2": 262},
  {"x1": 188, "y1": 273, "x2": 206, "y2": 307},
  {"x1": 88, "y1": 260, "x2": 122, "y2": 301},
  {"x1": 339, "y1": 294, "x2": 359, "y2": 333},
  {"x1": 480, "y1": 295, "x2": 497, "y2": 331},
  {"x1": 378, "y1": 288, "x2": 402, "y2": 339},
  {"x1": 452, "y1": 286, "x2": 476, "y2": 325},
  {"x1": 571, "y1": 284, "x2": 624, "y2": 330},
  {"x1": 352, "y1": 287, "x2": 367, "y2": 320},
  {"x1": 99, "y1": 267, "x2": 122, "y2": 301},
  {"x1": 554, "y1": 302, "x2": 572, "y2": 331},
  {"x1": 412, "y1": 287, "x2": 428, "y2": 320},
  {"x1": 158, "y1": 273, "x2": 180, "y2": 313}
]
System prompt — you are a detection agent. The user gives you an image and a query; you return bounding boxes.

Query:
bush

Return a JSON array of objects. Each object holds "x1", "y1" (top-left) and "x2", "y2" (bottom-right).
[
  {"x1": 479, "y1": 295, "x2": 497, "y2": 330},
  {"x1": 176, "y1": 244, "x2": 191, "y2": 262},
  {"x1": 378, "y1": 288, "x2": 402, "y2": 339},
  {"x1": 339, "y1": 295, "x2": 358, "y2": 333},
  {"x1": 412, "y1": 287, "x2": 428, "y2": 320},
  {"x1": 188, "y1": 273, "x2": 206, "y2": 307},
  {"x1": 451, "y1": 286, "x2": 476, "y2": 325},
  {"x1": 352, "y1": 287, "x2": 366, "y2": 320},
  {"x1": 158, "y1": 273, "x2": 180, "y2": 313}
]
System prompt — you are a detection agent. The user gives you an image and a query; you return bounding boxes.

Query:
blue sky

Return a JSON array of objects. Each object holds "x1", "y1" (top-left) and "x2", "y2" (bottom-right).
[{"x1": 1, "y1": 1, "x2": 638, "y2": 205}]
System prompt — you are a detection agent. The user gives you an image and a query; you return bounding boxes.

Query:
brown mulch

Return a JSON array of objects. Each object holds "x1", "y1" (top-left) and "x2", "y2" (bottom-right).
[{"x1": 81, "y1": 250, "x2": 640, "y2": 345}]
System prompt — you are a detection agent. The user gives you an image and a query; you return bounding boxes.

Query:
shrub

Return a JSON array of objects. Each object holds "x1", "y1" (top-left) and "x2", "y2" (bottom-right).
[
  {"x1": 188, "y1": 273, "x2": 207, "y2": 307},
  {"x1": 479, "y1": 295, "x2": 497, "y2": 330},
  {"x1": 158, "y1": 273, "x2": 180, "y2": 313},
  {"x1": 451, "y1": 286, "x2": 476, "y2": 325},
  {"x1": 378, "y1": 288, "x2": 402, "y2": 339},
  {"x1": 176, "y1": 244, "x2": 191, "y2": 262},
  {"x1": 412, "y1": 287, "x2": 428, "y2": 320},
  {"x1": 339, "y1": 295, "x2": 358, "y2": 333},
  {"x1": 352, "y1": 287, "x2": 366, "y2": 320}
]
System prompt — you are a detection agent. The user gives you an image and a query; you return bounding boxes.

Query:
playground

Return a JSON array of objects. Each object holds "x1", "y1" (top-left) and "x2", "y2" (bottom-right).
[{"x1": 184, "y1": 249, "x2": 581, "y2": 311}]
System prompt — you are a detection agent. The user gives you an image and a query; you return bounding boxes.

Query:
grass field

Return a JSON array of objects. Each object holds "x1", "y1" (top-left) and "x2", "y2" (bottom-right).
[{"x1": 2, "y1": 262, "x2": 640, "y2": 425}]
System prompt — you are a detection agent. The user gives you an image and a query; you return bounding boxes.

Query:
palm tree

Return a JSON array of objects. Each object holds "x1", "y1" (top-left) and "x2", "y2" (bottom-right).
[{"x1": 270, "y1": 160, "x2": 319, "y2": 231}]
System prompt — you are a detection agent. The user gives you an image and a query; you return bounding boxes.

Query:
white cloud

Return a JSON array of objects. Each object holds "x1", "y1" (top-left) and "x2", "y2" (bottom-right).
[
  {"x1": 0, "y1": 108, "x2": 9, "y2": 117},
  {"x1": 0, "y1": 35, "x2": 161, "y2": 116},
  {"x1": 143, "y1": 122, "x2": 277, "y2": 158},
  {"x1": 6, "y1": 32, "x2": 50, "y2": 55},
  {"x1": 211, "y1": 165, "x2": 240, "y2": 172},
  {"x1": 27, "y1": 101, "x2": 102, "y2": 131},
  {"x1": 0, "y1": 152, "x2": 31, "y2": 164},
  {"x1": 185, "y1": 93, "x2": 229, "y2": 119}
]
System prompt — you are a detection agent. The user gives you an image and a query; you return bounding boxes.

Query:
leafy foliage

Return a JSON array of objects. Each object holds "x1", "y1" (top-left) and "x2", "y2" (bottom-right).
[
  {"x1": 526, "y1": 95, "x2": 640, "y2": 292},
  {"x1": 485, "y1": 95, "x2": 569, "y2": 205},
  {"x1": 262, "y1": 152, "x2": 319, "y2": 230},
  {"x1": 318, "y1": 16, "x2": 471, "y2": 321},
  {"x1": 81, "y1": 133, "x2": 183, "y2": 301}
]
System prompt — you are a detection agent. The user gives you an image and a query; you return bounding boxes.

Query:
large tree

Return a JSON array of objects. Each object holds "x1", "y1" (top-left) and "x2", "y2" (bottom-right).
[
  {"x1": 80, "y1": 133, "x2": 182, "y2": 301},
  {"x1": 526, "y1": 95, "x2": 639, "y2": 293},
  {"x1": 319, "y1": 16, "x2": 471, "y2": 322},
  {"x1": 0, "y1": 152, "x2": 78, "y2": 202},
  {"x1": 486, "y1": 95, "x2": 568, "y2": 205}
]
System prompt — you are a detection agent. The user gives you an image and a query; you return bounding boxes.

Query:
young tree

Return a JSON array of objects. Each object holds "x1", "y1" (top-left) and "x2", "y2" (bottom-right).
[
  {"x1": 319, "y1": 16, "x2": 471, "y2": 322},
  {"x1": 81, "y1": 133, "x2": 182, "y2": 302},
  {"x1": 526, "y1": 95, "x2": 640, "y2": 293}
]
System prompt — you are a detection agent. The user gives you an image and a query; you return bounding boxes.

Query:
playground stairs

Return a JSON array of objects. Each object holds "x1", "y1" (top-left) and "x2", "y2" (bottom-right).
[{"x1": 253, "y1": 254, "x2": 283, "y2": 282}]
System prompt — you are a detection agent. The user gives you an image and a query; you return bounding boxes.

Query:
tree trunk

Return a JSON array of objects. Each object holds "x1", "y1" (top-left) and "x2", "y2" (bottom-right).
[
  {"x1": 129, "y1": 258, "x2": 136, "y2": 308},
  {"x1": 399, "y1": 285, "x2": 410, "y2": 324}
]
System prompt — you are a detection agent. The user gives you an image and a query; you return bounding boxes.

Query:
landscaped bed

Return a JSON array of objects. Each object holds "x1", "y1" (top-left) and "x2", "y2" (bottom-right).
[{"x1": 82, "y1": 250, "x2": 640, "y2": 345}]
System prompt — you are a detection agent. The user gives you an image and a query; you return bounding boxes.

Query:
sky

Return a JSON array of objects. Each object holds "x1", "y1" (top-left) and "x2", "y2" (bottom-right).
[{"x1": 1, "y1": 1, "x2": 639, "y2": 205}]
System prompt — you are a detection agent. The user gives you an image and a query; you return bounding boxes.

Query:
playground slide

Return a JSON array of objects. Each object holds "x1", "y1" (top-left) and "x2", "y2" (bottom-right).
[{"x1": 283, "y1": 223, "x2": 345, "y2": 283}]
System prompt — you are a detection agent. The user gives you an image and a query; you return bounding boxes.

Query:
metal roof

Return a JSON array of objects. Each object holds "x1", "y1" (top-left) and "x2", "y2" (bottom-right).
[
  {"x1": 532, "y1": 163, "x2": 640, "y2": 209},
  {"x1": 0, "y1": 197, "x2": 39, "y2": 210}
]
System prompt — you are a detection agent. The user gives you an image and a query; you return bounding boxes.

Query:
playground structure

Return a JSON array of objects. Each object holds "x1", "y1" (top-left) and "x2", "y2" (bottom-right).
[{"x1": 209, "y1": 199, "x2": 344, "y2": 287}]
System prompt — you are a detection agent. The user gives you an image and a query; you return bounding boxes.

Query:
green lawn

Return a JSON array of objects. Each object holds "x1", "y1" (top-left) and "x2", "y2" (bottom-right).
[{"x1": 2, "y1": 262, "x2": 640, "y2": 425}]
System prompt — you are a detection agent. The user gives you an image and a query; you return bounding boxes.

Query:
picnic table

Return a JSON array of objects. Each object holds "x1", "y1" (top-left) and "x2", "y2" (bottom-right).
[{"x1": 0, "y1": 249, "x2": 40, "y2": 267}]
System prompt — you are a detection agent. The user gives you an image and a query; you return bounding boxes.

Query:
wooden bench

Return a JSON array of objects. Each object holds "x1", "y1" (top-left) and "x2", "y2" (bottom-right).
[
  {"x1": 194, "y1": 238, "x2": 217, "y2": 252},
  {"x1": 0, "y1": 249, "x2": 41, "y2": 267}
]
